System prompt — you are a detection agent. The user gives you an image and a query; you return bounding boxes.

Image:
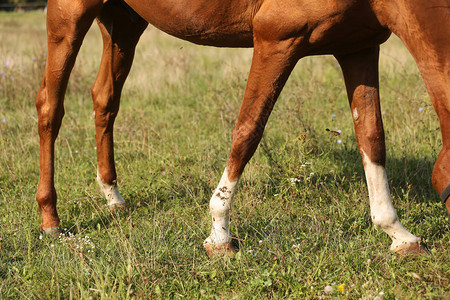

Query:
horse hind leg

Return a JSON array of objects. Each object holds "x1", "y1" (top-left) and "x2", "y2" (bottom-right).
[
  {"x1": 92, "y1": 1, "x2": 147, "y2": 210},
  {"x1": 374, "y1": 1, "x2": 450, "y2": 216},
  {"x1": 36, "y1": 0, "x2": 102, "y2": 235},
  {"x1": 433, "y1": 101, "x2": 450, "y2": 217},
  {"x1": 335, "y1": 46, "x2": 426, "y2": 256},
  {"x1": 392, "y1": 5, "x2": 450, "y2": 216}
]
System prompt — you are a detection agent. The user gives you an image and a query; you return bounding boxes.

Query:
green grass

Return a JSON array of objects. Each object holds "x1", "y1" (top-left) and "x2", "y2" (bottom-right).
[{"x1": 0, "y1": 11, "x2": 449, "y2": 299}]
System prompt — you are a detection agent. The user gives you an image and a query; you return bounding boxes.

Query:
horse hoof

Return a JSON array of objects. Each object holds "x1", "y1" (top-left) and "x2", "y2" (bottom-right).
[
  {"x1": 203, "y1": 241, "x2": 237, "y2": 258},
  {"x1": 394, "y1": 242, "x2": 428, "y2": 258},
  {"x1": 41, "y1": 227, "x2": 62, "y2": 238},
  {"x1": 109, "y1": 203, "x2": 127, "y2": 212}
]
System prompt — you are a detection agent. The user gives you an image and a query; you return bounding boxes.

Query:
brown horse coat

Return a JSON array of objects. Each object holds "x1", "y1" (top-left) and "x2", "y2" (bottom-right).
[{"x1": 36, "y1": 0, "x2": 449, "y2": 256}]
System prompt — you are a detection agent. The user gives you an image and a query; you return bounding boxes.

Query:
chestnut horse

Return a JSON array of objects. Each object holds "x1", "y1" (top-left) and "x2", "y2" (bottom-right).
[{"x1": 36, "y1": 0, "x2": 449, "y2": 256}]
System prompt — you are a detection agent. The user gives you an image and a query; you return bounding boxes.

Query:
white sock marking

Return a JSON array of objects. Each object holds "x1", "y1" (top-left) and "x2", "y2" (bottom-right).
[
  {"x1": 96, "y1": 170, "x2": 125, "y2": 206},
  {"x1": 362, "y1": 151, "x2": 418, "y2": 250},
  {"x1": 353, "y1": 107, "x2": 359, "y2": 121},
  {"x1": 204, "y1": 169, "x2": 238, "y2": 245}
]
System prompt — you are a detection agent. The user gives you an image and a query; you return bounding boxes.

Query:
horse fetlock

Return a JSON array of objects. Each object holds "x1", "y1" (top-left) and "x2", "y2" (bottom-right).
[
  {"x1": 370, "y1": 209, "x2": 419, "y2": 251},
  {"x1": 386, "y1": 224, "x2": 419, "y2": 251},
  {"x1": 371, "y1": 210, "x2": 398, "y2": 230},
  {"x1": 206, "y1": 221, "x2": 231, "y2": 244},
  {"x1": 96, "y1": 171, "x2": 125, "y2": 206},
  {"x1": 208, "y1": 169, "x2": 238, "y2": 246},
  {"x1": 208, "y1": 197, "x2": 232, "y2": 246}
]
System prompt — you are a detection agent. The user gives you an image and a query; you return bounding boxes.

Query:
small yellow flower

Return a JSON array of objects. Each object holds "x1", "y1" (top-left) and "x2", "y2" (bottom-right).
[{"x1": 337, "y1": 283, "x2": 345, "y2": 292}]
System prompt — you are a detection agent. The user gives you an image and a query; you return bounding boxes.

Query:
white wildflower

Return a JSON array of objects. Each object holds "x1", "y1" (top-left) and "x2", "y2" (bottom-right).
[{"x1": 290, "y1": 177, "x2": 300, "y2": 185}]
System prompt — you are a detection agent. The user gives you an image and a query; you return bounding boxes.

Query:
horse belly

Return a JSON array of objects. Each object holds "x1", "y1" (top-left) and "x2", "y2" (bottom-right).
[{"x1": 123, "y1": 0, "x2": 255, "y2": 47}]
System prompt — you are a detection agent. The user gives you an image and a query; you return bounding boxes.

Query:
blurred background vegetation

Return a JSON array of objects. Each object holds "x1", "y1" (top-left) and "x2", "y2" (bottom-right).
[{"x1": 0, "y1": 0, "x2": 46, "y2": 11}]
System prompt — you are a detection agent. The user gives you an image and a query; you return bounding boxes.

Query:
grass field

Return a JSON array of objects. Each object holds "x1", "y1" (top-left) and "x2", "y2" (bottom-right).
[{"x1": 0, "y1": 11, "x2": 449, "y2": 299}]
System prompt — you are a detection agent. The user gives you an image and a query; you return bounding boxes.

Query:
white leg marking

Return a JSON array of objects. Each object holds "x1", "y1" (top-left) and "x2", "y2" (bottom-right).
[
  {"x1": 353, "y1": 107, "x2": 359, "y2": 121},
  {"x1": 204, "y1": 169, "x2": 238, "y2": 246},
  {"x1": 96, "y1": 170, "x2": 125, "y2": 206},
  {"x1": 362, "y1": 152, "x2": 418, "y2": 250}
]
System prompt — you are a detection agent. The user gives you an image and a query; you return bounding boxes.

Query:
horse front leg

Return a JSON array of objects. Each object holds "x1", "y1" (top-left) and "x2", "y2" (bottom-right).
[
  {"x1": 203, "y1": 23, "x2": 300, "y2": 257},
  {"x1": 92, "y1": 1, "x2": 147, "y2": 210},
  {"x1": 336, "y1": 46, "x2": 426, "y2": 256},
  {"x1": 36, "y1": 0, "x2": 102, "y2": 236}
]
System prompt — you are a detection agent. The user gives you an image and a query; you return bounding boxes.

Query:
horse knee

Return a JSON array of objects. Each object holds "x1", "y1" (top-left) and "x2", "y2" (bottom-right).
[
  {"x1": 36, "y1": 93, "x2": 65, "y2": 139},
  {"x1": 92, "y1": 86, "x2": 119, "y2": 128}
]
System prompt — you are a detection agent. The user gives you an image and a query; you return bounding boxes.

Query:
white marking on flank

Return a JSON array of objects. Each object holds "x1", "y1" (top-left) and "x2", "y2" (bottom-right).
[
  {"x1": 353, "y1": 107, "x2": 359, "y2": 121},
  {"x1": 362, "y1": 151, "x2": 418, "y2": 250},
  {"x1": 96, "y1": 170, "x2": 125, "y2": 206},
  {"x1": 204, "y1": 168, "x2": 238, "y2": 246}
]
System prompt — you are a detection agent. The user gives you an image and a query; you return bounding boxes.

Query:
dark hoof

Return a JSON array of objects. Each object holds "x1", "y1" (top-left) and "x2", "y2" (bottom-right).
[
  {"x1": 395, "y1": 242, "x2": 429, "y2": 258},
  {"x1": 109, "y1": 203, "x2": 127, "y2": 212},
  {"x1": 41, "y1": 227, "x2": 62, "y2": 238},
  {"x1": 203, "y1": 241, "x2": 238, "y2": 258}
]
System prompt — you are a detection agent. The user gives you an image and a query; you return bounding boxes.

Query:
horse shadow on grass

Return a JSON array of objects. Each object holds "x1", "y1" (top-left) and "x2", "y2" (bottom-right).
[
  {"x1": 249, "y1": 137, "x2": 448, "y2": 244},
  {"x1": 259, "y1": 133, "x2": 439, "y2": 204}
]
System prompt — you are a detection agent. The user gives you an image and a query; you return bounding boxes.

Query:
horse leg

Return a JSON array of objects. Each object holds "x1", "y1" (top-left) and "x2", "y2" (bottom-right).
[
  {"x1": 203, "y1": 17, "x2": 301, "y2": 257},
  {"x1": 35, "y1": 0, "x2": 102, "y2": 235},
  {"x1": 93, "y1": 1, "x2": 147, "y2": 209},
  {"x1": 336, "y1": 46, "x2": 425, "y2": 256},
  {"x1": 397, "y1": 14, "x2": 450, "y2": 216},
  {"x1": 373, "y1": 1, "x2": 450, "y2": 215}
]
